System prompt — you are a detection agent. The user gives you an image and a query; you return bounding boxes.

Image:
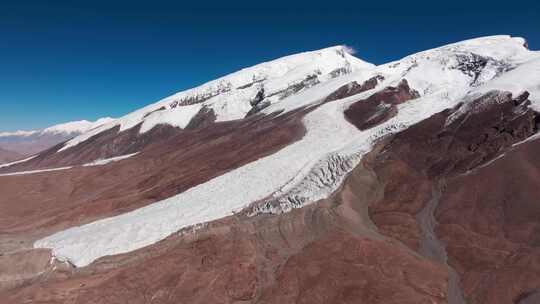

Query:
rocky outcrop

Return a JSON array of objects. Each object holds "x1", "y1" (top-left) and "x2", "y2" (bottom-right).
[
  {"x1": 372, "y1": 90, "x2": 537, "y2": 180},
  {"x1": 246, "y1": 87, "x2": 271, "y2": 117},
  {"x1": 184, "y1": 106, "x2": 217, "y2": 129},
  {"x1": 453, "y1": 53, "x2": 512, "y2": 86},
  {"x1": 324, "y1": 75, "x2": 384, "y2": 103},
  {"x1": 267, "y1": 73, "x2": 321, "y2": 100},
  {"x1": 170, "y1": 82, "x2": 233, "y2": 107},
  {"x1": 344, "y1": 78, "x2": 419, "y2": 130}
]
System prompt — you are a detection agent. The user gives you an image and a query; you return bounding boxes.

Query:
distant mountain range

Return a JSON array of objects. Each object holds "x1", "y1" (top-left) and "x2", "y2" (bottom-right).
[{"x1": 0, "y1": 118, "x2": 114, "y2": 161}]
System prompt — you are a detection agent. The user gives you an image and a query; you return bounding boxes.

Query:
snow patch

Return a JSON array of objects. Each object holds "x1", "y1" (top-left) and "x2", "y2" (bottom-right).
[
  {"x1": 0, "y1": 152, "x2": 139, "y2": 176},
  {"x1": 0, "y1": 167, "x2": 72, "y2": 177},
  {"x1": 0, "y1": 118, "x2": 114, "y2": 138},
  {"x1": 82, "y1": 153, "x2": 140, "y2": 167},
  {"x1": 0, "y1": 155, "x2": 38, "y2": 169}
]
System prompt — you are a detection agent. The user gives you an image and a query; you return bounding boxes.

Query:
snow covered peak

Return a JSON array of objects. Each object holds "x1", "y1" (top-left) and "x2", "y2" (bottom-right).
[
  {"x1": 0, "y1": 118, "x2": 115, "y2": 138},
  {"x1": 60, "y1": 45, "x2": 375, "y2": 151},
  {"x1": 41, "y1": 118, "x2": 115, "y2": 135},
  {"x1": 180, "y1": 45, "x2": 371, "y2": 90},
  {"x1": 416, "y1": 35, "x2": 528, "y2": 61},
  {"x1": 375, "y1": 35, "x2": 535, "y2": 98},
  {"x1": 33, "y1": 36, "x2": 540, "y2": 267},
  {"x1": 147, "y1": 44, "x2": 374, "y2": 116}
]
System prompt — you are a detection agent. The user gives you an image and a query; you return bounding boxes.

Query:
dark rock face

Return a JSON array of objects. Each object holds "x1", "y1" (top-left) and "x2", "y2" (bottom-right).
[
  {"x1": 236, "y1": 77, "x2": 266, "y2": 90},
  {"x1": 344, "y1": 78, "x2": 419, "y2": 130},
  {"x1": 245, "y1": 101, "x2": 271, "y2": 117},
  {"x1": 364, "y1": 91, "x2": 537, "y2": 184},
  {"x1": 185, "y1": 106, "x2": 217, "y2": 129},
  {"x1": 142, "y1": 106, "x2": 167, "y2": 118},
  {"x1": 372, "y1": 79, "x2": 420, "y2": 105},
  {"x1": 170, "y1": 84, "x2": 232, "y2": 107},
  {"x1": 453, "y1": 53, "x2": 511, "y2": 86},
  {"x1": 246, "y1": 88, "x2": 271, "y2": 117},
  {"x1": 345, "y1": 100, "x2": 397, "y2": 131},
  {"x1": 250, "y1": 88, "x2": 266, "y2": 107},
  {"x1": 267, "y1": 73, "x2": 321, "y2": 100},
  {"x1": 324, "y1": 75, "x2": 384, "y2": 103},
  {"x1": 328, "y1": 66, "x2": 351, "y2": 78}
]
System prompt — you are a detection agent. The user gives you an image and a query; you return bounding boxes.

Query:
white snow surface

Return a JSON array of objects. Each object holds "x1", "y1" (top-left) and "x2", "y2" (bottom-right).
[
  {"x1": 82, "y1": 153, "x2": 140, "y2": 167},
  {"x1": 0, "y1": 166, "x2": 72, "y2": 177},
  {"x1": 0, "y1": 153, "x2": 139, "y2": 176},
  {"x1": 35, "y1": 36, "x2": 540, "y2": 267},
  {"x1": 139, "y1": 104, "x2": 202, "y2": 133},
  {"x1": 0, "y1": 155, "x2": 38, "y2": 169}
]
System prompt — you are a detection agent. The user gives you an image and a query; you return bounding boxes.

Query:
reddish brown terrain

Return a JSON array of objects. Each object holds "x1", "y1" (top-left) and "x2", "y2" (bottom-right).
[
  {"x1": 0, "y1": 147, "x2": 22, "y2": 164},
  {"x1": 344, "y1": 79, "x2": 419, "y2": 130}
]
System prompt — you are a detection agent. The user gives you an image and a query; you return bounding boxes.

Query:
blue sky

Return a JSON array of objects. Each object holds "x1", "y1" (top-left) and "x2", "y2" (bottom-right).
[{"x1": 1, "y1": 0, "x2": 538, "y2": 131}]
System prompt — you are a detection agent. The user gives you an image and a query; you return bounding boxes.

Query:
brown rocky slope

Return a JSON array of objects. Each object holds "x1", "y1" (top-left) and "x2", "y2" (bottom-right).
[{"x1": 0, "y1": 147, "x2": 22, "y2": 164}]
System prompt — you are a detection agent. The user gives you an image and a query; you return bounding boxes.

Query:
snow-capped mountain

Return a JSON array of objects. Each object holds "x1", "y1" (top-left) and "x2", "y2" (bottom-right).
[
  {"x1": 30, "y1": 35, "x2": 539, "y2": 267},
  {"x1": 0, "y1": 117, "x2": 114, "y2": 156},
  {"x1": 2, "y1": 36, "x2": 540, "y2": 304},
  {"x1": 57, "y1": 46, "x2": 373, "y2": 152}
]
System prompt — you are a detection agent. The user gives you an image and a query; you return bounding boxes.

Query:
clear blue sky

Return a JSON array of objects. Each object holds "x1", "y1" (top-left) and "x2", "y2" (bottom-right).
[{"x1": 1, "y1": 0, "x2": 538, "y2": 131}]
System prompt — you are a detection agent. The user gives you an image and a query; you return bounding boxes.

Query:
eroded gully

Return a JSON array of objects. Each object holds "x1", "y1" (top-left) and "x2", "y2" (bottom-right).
[{"x1": 415, "y1": 180, "x2": 467, "y2": 304}]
